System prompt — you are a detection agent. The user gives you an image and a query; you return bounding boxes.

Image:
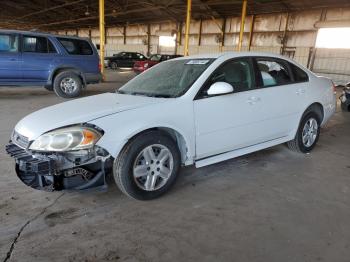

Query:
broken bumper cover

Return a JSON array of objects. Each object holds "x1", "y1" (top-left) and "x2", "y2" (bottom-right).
[{"x1": 6, "y1": 142, "x2": 112, "y2": 191}]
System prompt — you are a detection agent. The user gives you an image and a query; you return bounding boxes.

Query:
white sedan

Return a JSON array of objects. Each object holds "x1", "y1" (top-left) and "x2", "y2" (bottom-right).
[{"x1": 6, "y1": 52, "x2": 336, "y2": 200}]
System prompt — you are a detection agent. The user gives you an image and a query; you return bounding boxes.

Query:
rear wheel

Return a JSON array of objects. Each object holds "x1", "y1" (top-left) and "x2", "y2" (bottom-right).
[
  {"x1": 53, "y1": 71, "x2": 83, "y2": 98},
  {"x1": 287, "y1": 112, "x2": 321, "y2": 153},
  {"x1": 114, "y1": 131, "x2": 180, "y2": 200}
]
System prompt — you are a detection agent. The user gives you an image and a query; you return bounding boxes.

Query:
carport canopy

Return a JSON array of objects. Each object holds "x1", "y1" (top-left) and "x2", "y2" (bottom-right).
[{"x1": 1, "y1": 0, "x2": 350, "y2": 31}]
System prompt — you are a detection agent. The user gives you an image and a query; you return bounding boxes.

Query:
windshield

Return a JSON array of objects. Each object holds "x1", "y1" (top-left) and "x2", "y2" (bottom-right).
[{"x1": 118, "y1": 58, "x2": 214, "y2": 98}]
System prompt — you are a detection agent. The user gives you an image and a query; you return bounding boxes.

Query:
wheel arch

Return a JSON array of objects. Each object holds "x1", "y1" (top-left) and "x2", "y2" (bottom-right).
[
  {"x1": 302, "y1": 102, "x2": 324, "y2": 123},
  {"x1": 121, "y1": 126, "x2": 192, "y2": 166},
  {"x1": 291, "y1": 102, "x2": 325, "y2": 140},
  {"x1": 50, "y1": 67, "x2": 86, "y2": 86}
]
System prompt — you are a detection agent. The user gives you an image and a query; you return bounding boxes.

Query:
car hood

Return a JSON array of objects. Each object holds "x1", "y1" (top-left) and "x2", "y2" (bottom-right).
[{"x1": 15, "y1": 93, "x2": 163, "y2": 141}]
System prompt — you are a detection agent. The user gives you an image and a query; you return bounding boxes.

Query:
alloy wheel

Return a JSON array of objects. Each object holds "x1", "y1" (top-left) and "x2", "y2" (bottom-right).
[
  {"x1": 302, "y1": 118, "x2": 318, "y2": 147},
  {"x1": 133, "y1": 144, "x2": 174, "y2": 191}
]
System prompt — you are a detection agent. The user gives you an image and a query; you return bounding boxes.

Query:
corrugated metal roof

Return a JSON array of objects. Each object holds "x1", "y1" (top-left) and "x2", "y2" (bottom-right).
[{"x1": 1, "y1": 0, "x2": 349, "y2": 30}]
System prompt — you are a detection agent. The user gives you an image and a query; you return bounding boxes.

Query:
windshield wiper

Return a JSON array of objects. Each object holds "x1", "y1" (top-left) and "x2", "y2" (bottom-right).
[
  {"x1": 116, "y1": 90, "x2": 173, "y2": 98},
  {"x1": 130, "y1": 92, "x2": 173, "y2": 98},
  {"x1": 151, "y1": 94, "x2": 173, "y2": 98}
]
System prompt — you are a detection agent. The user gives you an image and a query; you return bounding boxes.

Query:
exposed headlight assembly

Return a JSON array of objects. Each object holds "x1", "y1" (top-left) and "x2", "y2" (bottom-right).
[{"x1": 29, "y1": 126, "x2": 103, "y2": 152}]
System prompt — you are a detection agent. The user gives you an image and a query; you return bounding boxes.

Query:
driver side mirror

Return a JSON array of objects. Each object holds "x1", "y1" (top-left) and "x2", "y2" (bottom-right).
[{"x1": 207, "y1": 82, "x2": 234, "y2": 96}]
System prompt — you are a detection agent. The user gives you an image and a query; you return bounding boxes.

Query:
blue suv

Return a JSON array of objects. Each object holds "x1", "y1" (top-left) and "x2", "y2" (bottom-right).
[{"x1": 0, "y1": 30, "x2": 101, "y2": 98}]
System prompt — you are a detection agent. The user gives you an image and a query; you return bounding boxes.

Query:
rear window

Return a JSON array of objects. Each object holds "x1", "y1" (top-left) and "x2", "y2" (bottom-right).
[
  {"x1": 57, "y1": 38, "x2": 93, "y2": 55},
  {"x1": 289, "y1": 63, "x2": 309, "y2": 83}
]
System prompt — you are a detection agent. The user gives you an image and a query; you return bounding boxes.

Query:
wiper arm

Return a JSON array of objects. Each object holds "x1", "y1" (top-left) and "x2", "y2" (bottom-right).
[
  {"x1": 151, "y1": 94, "x2": 173, "y2": 98},
  {"x1": 117, "y1": 91, "x2": 173, "y2": 98}
]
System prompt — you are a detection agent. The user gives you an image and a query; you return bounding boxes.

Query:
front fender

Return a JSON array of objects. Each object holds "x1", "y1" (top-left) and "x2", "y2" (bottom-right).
[{"x1": 90, "y1": 100, "x2": 195, "y2": 165}]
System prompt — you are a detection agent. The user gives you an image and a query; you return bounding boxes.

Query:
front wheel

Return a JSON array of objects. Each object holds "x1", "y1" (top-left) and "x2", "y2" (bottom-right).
[
  {"x1": 110, "y1": 62, "x2": 118, "y2": 70},
  {"x1": 287, "y1": 112, "x2": 321, "y2": 153},
  {"x1": 114, "y1": 131, "x2": 181, "y2": 200}
]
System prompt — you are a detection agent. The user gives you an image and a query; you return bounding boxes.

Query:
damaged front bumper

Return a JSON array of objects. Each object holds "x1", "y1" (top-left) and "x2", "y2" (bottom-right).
[{"x1": 5, "y1": 142, "x2": 113, "y2": 191}]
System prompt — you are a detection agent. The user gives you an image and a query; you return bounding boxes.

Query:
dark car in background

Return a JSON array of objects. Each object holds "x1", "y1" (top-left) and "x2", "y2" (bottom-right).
[
  {"x1": 133, "y1": 54, "x2": 183, "y2": 73},
  {"x1": 0, "y1": 30, "x2": 101, "y2": 98},
  {"x1": 340, "y1": 82, "x2": 350, "y2": 111},
  {"x1": 105, "y1": 52, "x2": 147, "y2": 70}
]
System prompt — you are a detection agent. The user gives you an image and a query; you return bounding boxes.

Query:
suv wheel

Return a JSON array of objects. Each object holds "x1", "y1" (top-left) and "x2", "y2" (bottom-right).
[
  {"x1": 287, "y1": 112, "x2": 321, "y2": 153},
  {"x1": 53, "y1": 71, "x2": 83, "y2": 98},
  {"x1": 114, "y1": 131, "x2": 181, "y2": 200},
  {"x1": 111, "y1": 62, "x2": 118, "y2": 70}
]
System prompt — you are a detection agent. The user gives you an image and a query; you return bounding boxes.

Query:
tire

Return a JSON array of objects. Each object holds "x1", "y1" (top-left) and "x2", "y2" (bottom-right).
[
  {"x1": 53, "y1": 71, "x2": 83, "y2": 98},
  {"x1": 287, "y1": 112, "x2": 321, "y2": 153},
  {"x1": 114, "y1": 131, "x2": 181, "y2": 200},
  {"x1": 44, "y1": 85, "x2": 53, "y2": 91},
  {"x1": 110, "y1": 62, "x2": 118, "y2": 70}
]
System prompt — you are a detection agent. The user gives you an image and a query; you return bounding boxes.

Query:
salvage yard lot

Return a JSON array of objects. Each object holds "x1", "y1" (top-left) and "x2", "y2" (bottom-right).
[{"x1": 1, "y1": 70, "x2": 350, "y2": 262}]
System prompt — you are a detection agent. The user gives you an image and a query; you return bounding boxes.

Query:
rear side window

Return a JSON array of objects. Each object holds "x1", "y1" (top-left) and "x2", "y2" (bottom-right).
[
  {"x1": 132, "y1": 53, "x2": 145, "y2": 60},
  {"x1": 23, "y1": 36, "x2": 56, "y2": 53},
  {"x1": 0, "y1": 34, "x2": 18, "y2": 52},
  {"x1": 57, "y1": 38, "x2": 93, "y2": 55},
  {"x1": 256, "y1": 58, "x2": 292, "y2": 87},
  {"x1": 289, "y1": 63, "x2": 309, "y2": 82}
]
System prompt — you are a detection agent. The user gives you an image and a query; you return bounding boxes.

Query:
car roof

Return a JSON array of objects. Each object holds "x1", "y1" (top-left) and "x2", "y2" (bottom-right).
[
  {"x1": 176, "y1": 51, "x2": 290, "y2": 60},
  {"x1": 0, "y1": 29, "x2": 89, "y2": 40}
]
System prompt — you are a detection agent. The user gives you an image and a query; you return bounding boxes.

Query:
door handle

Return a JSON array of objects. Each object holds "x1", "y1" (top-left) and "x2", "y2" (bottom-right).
[
  {"x1": 296, "y1": 88, "x2": 306, "y2": 95},
  {"x1": 247, "y1": 96, "x2": 261, "y2": 105}
]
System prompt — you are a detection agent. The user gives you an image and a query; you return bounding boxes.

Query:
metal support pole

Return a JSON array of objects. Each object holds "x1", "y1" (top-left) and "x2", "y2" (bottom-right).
[
  {"x1": 123, "y1": 26, "x2": 126, "y2": 45},
  {"x1": 220, "y1": 18, "x2": 226, "y2": 52},
  {"x1": 184, "y1": 0, "x2": 192, "y2": 56},
  {"x1": 248, "y1": 15, "x2": 255, "y2": 51},
  {"x1": 198, "y1": 19, "x2": 202, "y2": 46},
  {"x1": 147, "y1": 24, "x2": 151, "y2": 56},
  {"x1": 99, "y1": 0, "x2": 105, "y2": 80},
  {"x1": 280, "y1": 12, "x2": 290, "y2": 55},
  {"x1": 237, "y1": 0, "x2": 247, "y2": 51}
]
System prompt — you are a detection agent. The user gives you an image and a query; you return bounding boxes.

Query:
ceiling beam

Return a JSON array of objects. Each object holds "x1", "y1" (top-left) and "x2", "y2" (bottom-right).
[{"x1": 12, "y1": 0, "x2": 88, "y2": 21}]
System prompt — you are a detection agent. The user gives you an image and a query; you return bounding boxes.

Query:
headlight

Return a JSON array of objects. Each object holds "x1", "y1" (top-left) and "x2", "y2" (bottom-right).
[{"x1": 29, "y1": 126, "x2": 102, "y2": 152}]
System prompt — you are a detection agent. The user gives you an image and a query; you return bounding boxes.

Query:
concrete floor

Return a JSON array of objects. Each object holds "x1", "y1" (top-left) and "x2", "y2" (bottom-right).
[{"x1": 0, "y1": 70, "x2": 349, "y2": 262}]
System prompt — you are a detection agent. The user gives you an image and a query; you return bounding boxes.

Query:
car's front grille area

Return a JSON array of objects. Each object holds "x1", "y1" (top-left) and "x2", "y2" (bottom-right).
[
  {"x1": 11, "y1": 130, "x2": 29, "y2": 149},
  {"x1": 6, "y1": 143, "x2": 56, "y2": 175}
]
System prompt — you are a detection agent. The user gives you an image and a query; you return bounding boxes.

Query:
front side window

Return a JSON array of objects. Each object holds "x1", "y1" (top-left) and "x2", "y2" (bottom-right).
[
  {"x1": 57, "y1": 38, "x2": 93, "y2": 55},
  {"x1": 256, "y1": 59, "x2": 292, "y2": 87},
  {"x1": 0, "y1": 34, "x2": 18, "y2": 52},
  {"x1": 118, "y1": 58, "x2": 214, "y2": 98},
  {"x1": 23, "y1": 36, "x2": 56, "y2": 53},
  {"x1": 200, "y1": 58, "x2": 255, "y2": 96}
]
